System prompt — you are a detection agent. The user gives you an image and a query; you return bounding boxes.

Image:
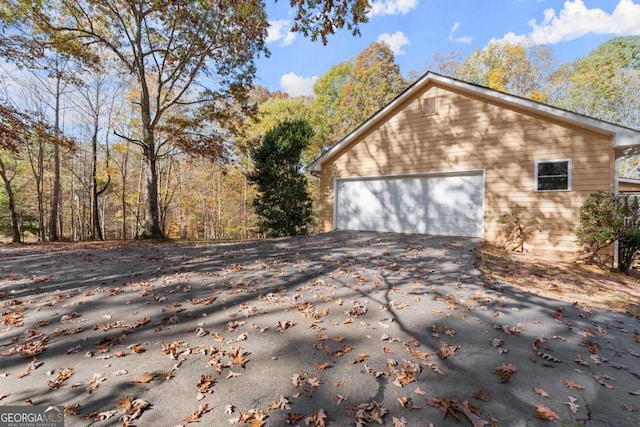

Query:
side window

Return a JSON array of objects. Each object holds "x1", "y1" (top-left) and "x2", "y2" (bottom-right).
[{"x1": 535, "y1": 160, "x2": 571, "y2": 191}]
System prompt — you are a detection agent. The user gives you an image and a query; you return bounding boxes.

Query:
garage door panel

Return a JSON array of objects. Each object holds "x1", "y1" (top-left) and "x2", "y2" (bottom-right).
[{"x1": 335, "y1": 173, "x2": 484, "y2": 237}]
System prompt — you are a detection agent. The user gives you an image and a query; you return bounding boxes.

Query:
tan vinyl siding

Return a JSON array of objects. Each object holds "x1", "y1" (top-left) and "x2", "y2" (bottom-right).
[{"x1": 319, "y1": 84, "x2": 615, "y2": 253}]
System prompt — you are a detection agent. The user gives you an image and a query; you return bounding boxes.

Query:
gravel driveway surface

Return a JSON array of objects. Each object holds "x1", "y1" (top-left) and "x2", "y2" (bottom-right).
[{"x1": 1, "y1": 231, "x2": 639, "y2": 426}]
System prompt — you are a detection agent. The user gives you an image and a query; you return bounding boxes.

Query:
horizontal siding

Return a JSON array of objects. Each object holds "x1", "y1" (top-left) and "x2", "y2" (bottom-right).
[{"x1": 320, "y1": 84, "x2": 615, "y2": 254}]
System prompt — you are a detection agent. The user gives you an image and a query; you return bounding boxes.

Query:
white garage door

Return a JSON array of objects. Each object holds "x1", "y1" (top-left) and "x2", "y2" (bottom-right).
[{"x1": 335, "y1": 172, "x2": 484, "y2": 237}]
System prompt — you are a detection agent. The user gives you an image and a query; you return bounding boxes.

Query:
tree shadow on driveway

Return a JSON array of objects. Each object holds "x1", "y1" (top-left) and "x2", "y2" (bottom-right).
[{"x1": 1, "y1": 231, "x2": 639, "y2": 426}]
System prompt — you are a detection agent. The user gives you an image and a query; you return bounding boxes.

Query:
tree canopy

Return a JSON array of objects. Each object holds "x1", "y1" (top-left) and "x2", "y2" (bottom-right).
[
  {"x1": 312, "y1": 42, "x2": 407, "y2": 146},
  {"x1": 248, "y1": 119, "x2": 314, "y2": 237},
  {"x1": 0, "y1": 0, "x2": 371, "y2": 238}
]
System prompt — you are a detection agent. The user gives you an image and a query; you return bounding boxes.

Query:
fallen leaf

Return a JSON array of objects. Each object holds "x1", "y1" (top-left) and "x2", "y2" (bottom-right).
[
  {"x1": 494, "y1": 363, "x2": 518, "y2": 382},
  {"x1": 533, "y1": 387, "x2": 549, "y2": 398},
  {"x1": 95, "y1": 410, "x2": 117, "y2": 420},
  {"x1": 285, "y1": 412, "x2": 304, "y2": 424},
  {"x1": 564, "y1": 396, "x2": 580, "y2": 414},
  {"x1": 86, "y1": 372, "x2": 106, "y2": 394},
  {"x1": 534, "y1": 404, "x2": 561, "y2": 421},
  {"x1": 267, "y1": 395, "x2": 291, "y2": 410},
  {"x1": 353, "y1": 353, "x2": 369, "y2": 364},
  {"x1": 183, "y1": 403, "x2": 210, "y2": 424},
  {"x1": 594, "y1": 373, "x2": 615, "y2": 389},
  {"x1": 229, "y1": 347, "x2": 250, "y2": 368},
  {"x1": 48, "y1": 367, "x2": 74, "y2": 389},
  {"x1": 473, "y1": 390, "x2": 490, "y2": 401},
  {"x1": 397, "y1": 396, "x2": 411, "y2": 408},
  {"x1": 131, "y1": 372, "x2": 155, "y2": 384},
  {"x1": 196, "y1": 374, "x2": 216, "y2": 393},
  {"x1": 131, "y1": 345, "x2": 146, "y2": 354},
  {"x1": 564, "y1": 379, "x2": 585, "y2": 390},
  {"x1": 305, "y1": 409, "x2": 327, "y2": 427},
  {"x1": 392, "y1": 416, "x2": 407, "y2": 427}
]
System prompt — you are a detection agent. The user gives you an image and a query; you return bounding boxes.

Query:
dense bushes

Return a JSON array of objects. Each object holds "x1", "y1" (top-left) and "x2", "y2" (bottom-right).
[{"x1": 576, "y1": 192, "x2": 640, "y2": 272}]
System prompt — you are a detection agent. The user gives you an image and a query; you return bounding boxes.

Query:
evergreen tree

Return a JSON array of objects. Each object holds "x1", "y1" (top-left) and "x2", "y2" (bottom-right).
[{"x1": 249, "y1": 120, "x2": 314, "y2": 237}]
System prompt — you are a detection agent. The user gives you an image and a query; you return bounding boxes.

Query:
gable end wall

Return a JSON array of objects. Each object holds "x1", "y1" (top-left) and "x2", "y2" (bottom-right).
[{"x1": 319, "y1": 84, "x2": 615, "y2": 253}]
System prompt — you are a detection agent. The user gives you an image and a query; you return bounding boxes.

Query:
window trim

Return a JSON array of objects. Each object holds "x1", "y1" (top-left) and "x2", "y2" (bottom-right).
[{"x1": 534, "y1": 159, "x2": 572, "y2": 192}]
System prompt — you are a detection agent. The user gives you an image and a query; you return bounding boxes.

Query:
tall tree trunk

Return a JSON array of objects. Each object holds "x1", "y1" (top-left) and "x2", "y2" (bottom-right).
[
  {"x1": 143, "y1": 142, "x2": 163, "y2": 238},
  {"x1": 48, "y1": 70, "x2": 62, "y2": 241},
  {"x1": 26, "y1": 138, "x2": 45, "y2": 242},
  {"x1": 120, "y1": 143, "x2": 129, "y2": 239},
  {"x1": 0, "y1": 157, "x2": 21, "y2": 243},
  {"x1": 137, "y1": 25, "x2": 163, "y2": 239},
  {"x1": 243, "y1": 171, "x2": 248, "y2": 239},
  {"x1": 91, "y1": 126, "x2": 104, "y2": 240}
]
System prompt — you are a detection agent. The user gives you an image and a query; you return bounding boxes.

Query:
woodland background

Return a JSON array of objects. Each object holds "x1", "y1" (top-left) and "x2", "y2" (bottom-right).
[{"x1": 0, "y1": 2, "x2": 639, "y2": 244}]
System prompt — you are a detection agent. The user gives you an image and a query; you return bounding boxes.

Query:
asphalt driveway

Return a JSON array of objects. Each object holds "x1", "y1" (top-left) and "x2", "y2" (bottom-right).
[{"x1": 1, "y1": 232, "x2": 638, "y2": 426}]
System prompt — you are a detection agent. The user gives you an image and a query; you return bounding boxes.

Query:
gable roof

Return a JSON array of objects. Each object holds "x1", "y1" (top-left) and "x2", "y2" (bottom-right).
[{"x1": 308, "y1": 71, "x2": 640, "y2": 173}]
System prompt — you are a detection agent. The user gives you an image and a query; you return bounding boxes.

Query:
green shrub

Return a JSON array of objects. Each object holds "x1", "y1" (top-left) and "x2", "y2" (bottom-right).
[{"x1": 575, "y1": 191, "x2": 640, "y2": 272}]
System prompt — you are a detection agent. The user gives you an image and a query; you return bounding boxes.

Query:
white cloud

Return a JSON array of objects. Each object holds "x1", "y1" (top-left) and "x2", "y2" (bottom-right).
[
  {"x1": 448, "y1": 22, "x2": 473, "y2": 44},
  {"x1": 369, "y1": 0, "x2": 418, "y2": 17},
  {"x1": 493, "y1": 0, "x2": 640, "y2": 46},
  {"x1": 267, "y1": 20, "x2": 296, "y2": 46},
  {"x1": 280, "y1": 72, "x2": 318, "y2": 97},
  {"x1": 377, "y1": 31, "x2": 410, "y2": 55}
]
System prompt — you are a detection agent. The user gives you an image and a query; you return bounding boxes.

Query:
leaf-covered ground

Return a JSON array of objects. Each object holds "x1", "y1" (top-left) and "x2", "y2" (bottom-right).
[
  {"x1": 477, "y1": 244, "x2": 640, "y2": 318},
  {"x1": 1, "y1": 232, "x2": 639, "y2": 426}
]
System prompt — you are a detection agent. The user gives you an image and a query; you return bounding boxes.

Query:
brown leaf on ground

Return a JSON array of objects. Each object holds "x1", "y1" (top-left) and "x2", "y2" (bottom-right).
[
  {"x1": 64, "y1": 404, "x2": 79, "y2": 416},
  {"x1": 438, "y1": 342, "x2": 460, "y2": 359},
  {"x1": 473, "y1": 390, "x2": 490, "y2": 401},
  {"x1": 315, "y1": 362, "x2": 330, "y2": 370},
  {"x1": 494, "y1": 363, "x2": 518, "y2": 382},
  {"x1": 183, "y1": 403, "x2": 210, "y2": 424},
  {"x1": 131, "y1": 372, "x2": 155, "y2": 384},
  {"x1": 48, "y1": 367, "x2": 74, "y2": 389},
  {"x1": 285, "y1": 412, "x2": 304, "y2": 424},
  {"x1": 564, "y1": 379, "x2": 585, "y2": 390},
  {"x1": 116, "y1": 396, "x2": 134, "y2": 412},
  {"x1": 477, "y1": 245, "x2": 640, "y2": 317},
  {"x1": 534, "y1": 404, "x2": 561, "y2": 421},
  {"x1": 196, "y1": 374, "x2": 216, "y2": 393},
  {"x1": 352, "y1": 353, "x2": 369, "y2": 364},
  {"x1": 229, "y1": 347, "x2": 250, "y2": 368},
  {"x1": 267, "y1": 395, "x2": 290, "y2": 411},
  {"x1": 458, "y1": 400, "x2": 489, "y2": 427},
  {"x1": 533, "y1": 387, "x2": 550, "y2": 398},
  {"x1": 354, "y1": 401, "x2": 387, "y2": 425},
  {"x1": 20, "y1": 337, "x2": 48, "y2": 357}
]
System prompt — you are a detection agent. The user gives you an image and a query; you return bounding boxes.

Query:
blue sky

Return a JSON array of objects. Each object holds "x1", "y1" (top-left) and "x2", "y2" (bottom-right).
[{"x1": 257, "y1": 0, "x2": 640, "y2": 97}]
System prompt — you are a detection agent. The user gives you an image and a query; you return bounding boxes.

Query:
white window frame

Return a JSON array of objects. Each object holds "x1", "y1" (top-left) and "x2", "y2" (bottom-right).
[{"x1": 534, "y1": 159, "x2": 572, "y2": 192}]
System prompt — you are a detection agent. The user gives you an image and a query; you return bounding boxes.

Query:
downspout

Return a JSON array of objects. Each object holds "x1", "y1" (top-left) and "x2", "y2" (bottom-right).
[
  {"x1": 613, "y1": 153, "x2": 621, "y2": 270},
  {"x1": 309, "y1": 169, "x2": 322, "y2": 233}
]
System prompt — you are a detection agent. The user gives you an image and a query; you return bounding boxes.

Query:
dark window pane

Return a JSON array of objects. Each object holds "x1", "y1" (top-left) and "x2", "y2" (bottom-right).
[
  {"x1": 538, "y1": 176, "x2": 568, "y2": 191},
  {"x1": 537, "y1": 161, "x2": 568, "y2": 177}
]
